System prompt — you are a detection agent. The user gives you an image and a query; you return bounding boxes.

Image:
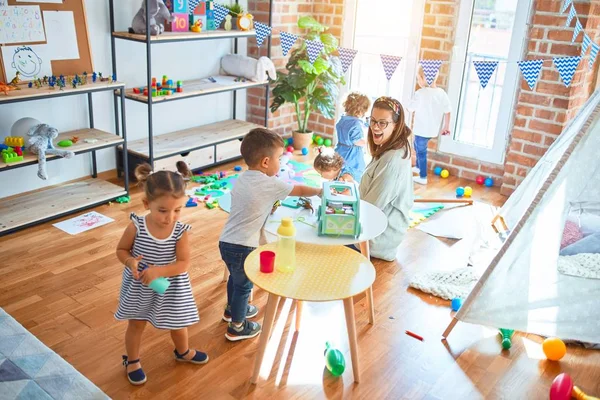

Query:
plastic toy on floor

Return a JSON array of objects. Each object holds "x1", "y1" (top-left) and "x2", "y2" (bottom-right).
[
  {"x1": 324, "y1": 342, "x2": 345, "y2": 376},
  {"x1": 317, "y1": 181, "x2": 361, "y2": 238}
]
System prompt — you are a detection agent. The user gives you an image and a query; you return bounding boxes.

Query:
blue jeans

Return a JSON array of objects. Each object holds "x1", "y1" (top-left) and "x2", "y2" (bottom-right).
[
  {"x1": 414, "y1": 135, "x2": 430, "y2": 178},
  {"x1": 219, "y1": 241, "x2": 255, "y2": 324}
]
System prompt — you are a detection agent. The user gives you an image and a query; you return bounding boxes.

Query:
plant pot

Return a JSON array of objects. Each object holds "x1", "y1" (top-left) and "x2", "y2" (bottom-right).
[{"x1": 292, "y1": 131, "x2": 313, "y2": 151}]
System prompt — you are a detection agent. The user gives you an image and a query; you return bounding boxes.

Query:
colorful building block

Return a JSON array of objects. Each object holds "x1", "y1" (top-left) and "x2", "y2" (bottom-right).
[
  {"x1": 173, "y1": 0, "x2": 188, "y2": 13},
  {"x1": 206, "y1": 9, "x2": 216, "y2": 30},
  {"x1": 191, "y1": 15, "x2": 207, "y2": 31},
  {"x1": 171, "y1": 13, "x2": 189, "y2": 32},
  {"x1": 2, "y1": 148, "x2": 24, "y2": 163},
  {"x1": 193, "y1": 1, "x2": 206, "y2": 15},
  {"x1": 4, "y1": 136, "x2": 24, "y2": 147},
  {"x1": 206, "y1": 1, "x2": 214, "y2": 11}
]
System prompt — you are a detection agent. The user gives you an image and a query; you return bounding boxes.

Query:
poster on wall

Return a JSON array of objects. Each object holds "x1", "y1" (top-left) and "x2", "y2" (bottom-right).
[
  {"x1": 1, "y1": 44, "x2": 53, "y2": 80},
  {"x1": 43, "y1": 11, "x2": 79, "y2": 60},
  {"x1": 0, "y1": 5, "x2": 46, "y2": 44}
]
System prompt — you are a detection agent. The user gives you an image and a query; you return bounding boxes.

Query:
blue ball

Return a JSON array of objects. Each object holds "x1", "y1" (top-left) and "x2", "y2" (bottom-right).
[
  {"x1": 287, "y1": 137, "x2": 293, "y2": 145},
  {"x1": 434, "y1": 166, "x2": 443, "y2": 176},
  {"x1": 234, "y1": 165, "x2": 242, "y2": 172},
  {"x1": 484, "y1": 177, "x2": 494, "y2": 187},
  {"x1": 451, "y1": 298, "x2": 463, "y2": 312},
  {"x1": 301, "y1": 147, "x2": 309, "y2": 155},
  {"x1": 456, "y1": 187, "x2": 465, "y2": 197}
]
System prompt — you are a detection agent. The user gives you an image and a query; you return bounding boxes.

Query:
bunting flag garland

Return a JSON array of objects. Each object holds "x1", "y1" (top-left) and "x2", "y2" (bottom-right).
[
  {"x1": 590, "y1": 43, "x2": 600, "y2": 69},
  {"x1": 553, "y1": 56, "x2": 581, "y2": 87},
  {"x1": 561, "y1": 0, "x2": 573, "y2": 13},
  {"x1": 188, "y1": 0, "x2": 202, "y2": 13},
  {"x1": 566, "y1": 5, "x2": 577, "y2": 27},
  {"x1": 305, "y1": 40, "x2": 324, "y2": 64},
  {"x1": 420, "y1": 60, "x2": 443, "y2": 86},
  {"x1": 572, "y1": 19, "x2": 583, "y2": 43},
  {"x1": 254, "y1": 22, "x2": 271, "y2": 47},
  {"x1": 280, "y1": 32, "x2": 298, "y2": 57},
  {"x1": 381, "y1": 54, "x2": 402, "y2": 80},
  {"x1": 582, "y1": 34, "x2": 592, "y2": 56},
  {"x1": 518, "y1": 59, "x2": 544, "y2": 90},
  {"x1": 213, "y1": 4, "x2": 229, "y2": 29},
  {"x1": 473, "y1": 61, "x2": 499, "y2": 89},
  {"x1": 338, "y1": 47, "x2": 358, "y2": 73}
]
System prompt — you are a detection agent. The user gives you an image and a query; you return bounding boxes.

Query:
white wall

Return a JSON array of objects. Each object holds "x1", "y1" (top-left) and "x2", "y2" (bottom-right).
[{"x1": 0, "y1": 0, "x2": 247, "y2": 198}]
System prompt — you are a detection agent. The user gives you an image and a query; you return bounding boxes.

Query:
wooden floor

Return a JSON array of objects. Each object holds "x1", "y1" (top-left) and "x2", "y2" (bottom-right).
[{"x1": 1, "y1": 157, "x2": 599, "y2": 400}]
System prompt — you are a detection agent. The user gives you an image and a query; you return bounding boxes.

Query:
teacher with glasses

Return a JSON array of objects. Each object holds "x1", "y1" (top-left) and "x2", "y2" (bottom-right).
[{"x1": 358, "y1": 97, "x2": 414, "y2": 261}]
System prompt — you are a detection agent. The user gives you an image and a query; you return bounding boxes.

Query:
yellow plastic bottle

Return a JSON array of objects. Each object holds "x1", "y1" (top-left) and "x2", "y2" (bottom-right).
[{"x1": 275, "y1": 217, "x2": 296, "y2": 272}]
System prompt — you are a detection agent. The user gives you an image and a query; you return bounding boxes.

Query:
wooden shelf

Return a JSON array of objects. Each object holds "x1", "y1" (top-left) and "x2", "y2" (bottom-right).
[
  {"x1": 123, "y1": 119, "x2": 262, "y2": 159},
  {"x1": 121, "y1": 75, "x2": 267, "y2": 103},
  {"x1": 0, "y1": 129, "x2": 123, "y2": 171},
  {"x1": 112, "y1": 29, "x2": 255, "y2": 43},
  {"x1": 0, "y1": 81, "x2": 125, "y2": 104},
  {"x1": 0, "y1": 178, "x2": 126, "y2": 235}
]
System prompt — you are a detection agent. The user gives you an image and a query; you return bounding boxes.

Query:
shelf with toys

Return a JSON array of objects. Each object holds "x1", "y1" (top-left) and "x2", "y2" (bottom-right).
[{"x1": 109, "y1": 0, "x2": 273, "y2": 175}]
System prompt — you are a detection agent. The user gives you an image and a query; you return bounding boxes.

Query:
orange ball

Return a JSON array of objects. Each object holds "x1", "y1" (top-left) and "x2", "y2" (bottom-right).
[{"x1": 543, "y1": 337, "x2": 566, "y2": 361}]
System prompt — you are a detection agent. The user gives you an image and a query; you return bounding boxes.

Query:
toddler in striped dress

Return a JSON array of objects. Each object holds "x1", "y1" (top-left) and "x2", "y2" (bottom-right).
[{"x1": 115, "y1": 162, "x2": 208, "y2": 386}]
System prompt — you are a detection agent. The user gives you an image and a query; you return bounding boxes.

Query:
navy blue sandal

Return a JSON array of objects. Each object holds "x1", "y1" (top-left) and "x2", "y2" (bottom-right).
[
  {"x1": 174, "y1": 349, "x2": 209, "y2": 365},
  {"x1": 122, "y1": 355, "x2": 147, "y2": 385}
]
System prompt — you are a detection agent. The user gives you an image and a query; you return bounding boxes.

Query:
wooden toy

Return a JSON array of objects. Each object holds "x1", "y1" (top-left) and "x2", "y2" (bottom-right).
[
  {"x1": 177, "y1": 80, "x2": 183, "y2": 93},
  {"x1": 317, "y1": 181, "x2": 361, "y2": 238},
  {"x1": 4, "y1": 137, "x2": 24, "y2": 147},
  {"x1": 206, "y1": 9, "x2": 216, "y2": 30},
  {"x1": 543, "y1": 337, "x2": 566, "y2": 361}
]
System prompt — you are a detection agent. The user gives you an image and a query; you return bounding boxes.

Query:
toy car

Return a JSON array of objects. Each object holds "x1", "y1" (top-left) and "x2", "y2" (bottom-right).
[{"x1": 317, "y1": 181, "x2": 361, "y2": 238}]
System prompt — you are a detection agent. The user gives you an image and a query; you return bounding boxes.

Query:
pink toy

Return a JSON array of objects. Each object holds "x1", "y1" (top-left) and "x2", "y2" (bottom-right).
[
  {"x1": 286, "y1": 146, "x2": 294, "y2": 153},
  {"x1": 561, "y1": 220, "x2": 583, "y2": 249},
  {"x1": 550, "y1": 373, "x2": 573, "y2": 400}
]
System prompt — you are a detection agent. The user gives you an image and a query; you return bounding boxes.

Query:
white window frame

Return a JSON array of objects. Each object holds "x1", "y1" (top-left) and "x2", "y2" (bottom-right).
[{"x1": 439, "y1": 0, "x2": 533, "y2": 165}]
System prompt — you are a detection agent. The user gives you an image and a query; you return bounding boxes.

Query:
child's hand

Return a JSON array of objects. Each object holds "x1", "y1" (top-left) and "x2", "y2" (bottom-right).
[
  {"x1": 339, "y1": 173, "x2": 354, "y2": 183},
  {"x1": 441, "y1": 129, "x2": 451, "y2": 136},
  {"x1": 140, "y1": 266, "x2": 161, "y2": 285},
  {"x1": 126, "y1": 255, "x2": 143, "y2": 280}
]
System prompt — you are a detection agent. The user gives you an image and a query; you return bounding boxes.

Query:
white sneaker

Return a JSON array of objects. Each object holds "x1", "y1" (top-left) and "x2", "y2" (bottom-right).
[
  {"x1": 412, "y1": 167, "x2": 420, "y2": 174},
  {"x1": 413, "y1": 176, "x2": 428, "y2": 185}
]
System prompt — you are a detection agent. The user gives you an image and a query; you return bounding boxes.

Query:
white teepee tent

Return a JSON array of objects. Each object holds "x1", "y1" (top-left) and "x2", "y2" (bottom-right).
[{"x1": 443, "y1": 90, "x2": 600, "y2": 343}]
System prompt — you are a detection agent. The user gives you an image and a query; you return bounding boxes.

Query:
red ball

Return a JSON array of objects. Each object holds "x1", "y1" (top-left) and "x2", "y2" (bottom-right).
[
  {"x1": 550, "y1": 373, "x2": 573, "y2": 400},
  {"x1": 476, "y1": 176, "x2": 485, "y2": 185},
  {"x1": 286, "y1": 146, "x2": 294, "y2": 153}
]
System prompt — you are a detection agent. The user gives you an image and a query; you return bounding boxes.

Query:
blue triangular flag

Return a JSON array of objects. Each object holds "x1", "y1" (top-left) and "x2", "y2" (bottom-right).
[
  {"x1": 566, "y1": 4, "x2": 577, "y2": 27},
  {"x1": 380, "y1": 54, "x2": 402, "y2": 80},
  {"x1": 518, "y1": 59, "x2": 544, "y2": 90},
  {"x1": 561, "y1": 0, "x2": 573, "y2": 13},
  {"x1": 553, "y1": 56, "x2": 581, "y2": 87},
  {"x1": 572, "y1": 19, "x2": 583, "y2": 43},
  {"x1": 590, "y1": 43, "x2": 600, "y2": 69},
  {"x1": 280, "y1": 32, "x2": 298, "y2": 57},
  {"x1": 419, "y1": 60, "x2": 443, "y2": 86},
  {"x1": 338, "y1": 47, "x2": 358, "y2": 73},
  {"x1": 305, "y1": 40, "x2": 324, "y2": 64},
  {"x1": 473, "y1": 61, "x2": 499, "y2": 89},
  {"x1": 254, "y1": 22, "x2": 271, "y2": 47},
  {"x1": 582, "y1": 33, "x2": 592, "y2": 56},
  {"x1": 213, "y1": 4, "x2": 229, "y2": 29}
]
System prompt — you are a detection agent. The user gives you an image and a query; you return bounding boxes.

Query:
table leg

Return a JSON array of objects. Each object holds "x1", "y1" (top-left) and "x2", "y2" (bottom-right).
[
  {"x1": 359, "y1": 241, "x2": 375, "y2": 325},
  {"x1": 251, "y1": 293, "x2": 281, "y2": 384},
  {"x1": 295, "y1": 300, "x2": 303, "y2": 332},
  {"x1": 343, "y1": 297, "x2": 361, "y2": 383}
]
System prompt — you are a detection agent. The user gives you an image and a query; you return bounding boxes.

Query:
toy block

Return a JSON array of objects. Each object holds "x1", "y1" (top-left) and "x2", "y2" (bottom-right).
[
  {"x1": 133, "y1": 88, "x2": 141, "y2": 94},
  {"x1": 2, "y1": 148, "x2": 24, "y2": 163},
  {"x1": 206, "y1": 1, "x2": 214, "y2": 11},
  {"x1": 4, "y1": 136, "x2": 24, "y2": 147},
  {"x1": 173, "y1": 0, "x2": 188, "y2": 14},
  {"x1": 206, "y1": 9, "x2": 216, "y2": 30},
  {"x1": 191, "y1": 15, "x2": 206, "y2": 31},
  {"x1": 193, "y1": 1, "x2": 206, "y2": 15},
  {"x1": 170, "y1": 13, "x2": 189, "y2": 32}
]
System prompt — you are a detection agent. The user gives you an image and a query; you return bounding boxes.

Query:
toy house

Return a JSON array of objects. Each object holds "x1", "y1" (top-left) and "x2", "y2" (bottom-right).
[{"x1": 317, "y1": 181, "x2": 361, "y2": 238}]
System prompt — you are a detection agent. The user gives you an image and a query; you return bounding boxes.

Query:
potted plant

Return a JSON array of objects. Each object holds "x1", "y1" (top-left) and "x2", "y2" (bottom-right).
[
  {"x1": 223, "y1": 3, "x2": 243, "y2": 30},
  {"x1": 270, "y1": 16, "x2": 345, "y2": 150}
]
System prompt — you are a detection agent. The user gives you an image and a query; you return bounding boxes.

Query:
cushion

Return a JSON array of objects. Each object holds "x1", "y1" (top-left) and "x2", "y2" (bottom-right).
[
  {"x1": 560, "y1": 232, "x2": 600, "y2": 256},
  {"x1": 561, "y1": 220, "x2": 584, "y2": 249}
]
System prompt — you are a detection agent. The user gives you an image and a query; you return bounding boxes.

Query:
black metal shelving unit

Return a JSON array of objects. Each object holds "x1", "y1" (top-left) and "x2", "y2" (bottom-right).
[{"x1": 108, "y1": 0, "x2": 273, "y2": 175}]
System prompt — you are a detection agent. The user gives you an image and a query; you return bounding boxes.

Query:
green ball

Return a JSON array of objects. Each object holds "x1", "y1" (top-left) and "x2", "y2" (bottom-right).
[
  {"x1": 57, "y1": 140, "x2": 73, "y2": 147},
  {"x1": 283, "y1": 139, "x2": 288, "y2": 147},
  {"x1": 324, "y1": 138, "x2": 332, "y2": 147},
  {"x1": 316, "y1": 137, "x2": 324, "y2": 145}
]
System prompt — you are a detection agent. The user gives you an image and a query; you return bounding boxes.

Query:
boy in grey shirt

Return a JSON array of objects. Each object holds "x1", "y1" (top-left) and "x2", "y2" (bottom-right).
[{"x1": 219, "y1": 128, "x2": 322, "y2": 341}]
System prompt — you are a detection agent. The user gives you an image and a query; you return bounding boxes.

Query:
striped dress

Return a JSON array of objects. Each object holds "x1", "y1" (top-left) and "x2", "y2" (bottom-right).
[{"x1": 115, "y1": 213, "x2": 199, "y2": 330}]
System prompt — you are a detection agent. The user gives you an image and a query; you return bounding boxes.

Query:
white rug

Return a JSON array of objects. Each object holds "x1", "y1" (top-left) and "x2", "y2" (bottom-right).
[
  {"x1": 408, "y1": 267, "x2": 479, "y2": 300},
  {"x1": 557, "y1": 253, "x2": 600, "y2": 279}
]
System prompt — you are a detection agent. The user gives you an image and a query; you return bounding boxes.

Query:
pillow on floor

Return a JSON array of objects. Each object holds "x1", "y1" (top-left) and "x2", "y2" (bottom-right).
[
  {"x1": 560, "y1": 232, "x2": 600, "y2": 256},
  {"x1": 561, "y1": 220, "x2": 583, "y2": 249}
]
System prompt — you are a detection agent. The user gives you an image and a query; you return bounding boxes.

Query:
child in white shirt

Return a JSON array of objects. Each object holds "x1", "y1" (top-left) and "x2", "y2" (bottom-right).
[{"x1": 408, "y1": 68, "x2": 452, "y2": 185}]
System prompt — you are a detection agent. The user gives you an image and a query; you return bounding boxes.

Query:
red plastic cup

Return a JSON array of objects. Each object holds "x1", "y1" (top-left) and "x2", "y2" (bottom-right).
[{"x1": 260, "y1": 251, "x2": 275, "y2": 273}]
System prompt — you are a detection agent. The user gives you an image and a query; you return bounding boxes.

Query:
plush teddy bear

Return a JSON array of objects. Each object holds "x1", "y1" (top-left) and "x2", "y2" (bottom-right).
[
  {"x1": 220, "y1": 54, "x2": 277, "y2": 82},
  {"x1": 129, "y1": 0, "x2": 173, "y2": 35},
  {"x1": 276, "y1": 154, "x2": 295, "y2": 181}
]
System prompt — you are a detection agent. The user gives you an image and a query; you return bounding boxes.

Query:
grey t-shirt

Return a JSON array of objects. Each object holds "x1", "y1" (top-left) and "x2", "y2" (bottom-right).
[{"x1": 220, "y1": 170, "x2": 293, "y2": 248}]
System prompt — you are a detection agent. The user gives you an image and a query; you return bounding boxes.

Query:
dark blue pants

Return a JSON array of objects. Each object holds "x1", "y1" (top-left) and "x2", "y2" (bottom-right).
[
  {"x1": 219, "y1": 241, "x2": 255, "y2": 324},
  {"x1": 414, "y1": 135, "x2": 430, "y2": 178}
]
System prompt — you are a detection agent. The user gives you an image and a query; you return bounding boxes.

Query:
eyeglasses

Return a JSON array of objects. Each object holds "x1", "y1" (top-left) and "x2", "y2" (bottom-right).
[{"x1": 367, "y1": 117, "x2": 393, "y2": 130}]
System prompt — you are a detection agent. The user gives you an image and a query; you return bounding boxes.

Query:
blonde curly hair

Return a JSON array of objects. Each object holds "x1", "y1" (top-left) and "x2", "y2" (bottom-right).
[{"x1": 343, "y1": 92, "x2": 371, "y2": 118}]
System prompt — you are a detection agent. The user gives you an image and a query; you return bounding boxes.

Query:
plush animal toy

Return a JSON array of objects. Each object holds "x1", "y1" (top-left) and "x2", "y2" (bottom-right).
[
  {"x1": 220, "y1": 54, "x2": 277, "y2": 82},
  {"x1": 129, "y1": 0, "x2": 173, "y2": 35},
  {"x1": 276, "y1": 154, "x2": 295, "y2": 181}
]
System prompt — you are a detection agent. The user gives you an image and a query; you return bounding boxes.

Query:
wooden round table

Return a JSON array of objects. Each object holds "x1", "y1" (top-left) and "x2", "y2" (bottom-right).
[{"x1": 245, "y1": 242, "x2": 376, "y2": 384}]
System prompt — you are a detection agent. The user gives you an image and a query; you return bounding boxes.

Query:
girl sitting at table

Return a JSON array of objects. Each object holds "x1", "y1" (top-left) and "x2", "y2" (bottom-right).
[{"x1": 313, "y1": 147, "x2": 360, "y2": 184}]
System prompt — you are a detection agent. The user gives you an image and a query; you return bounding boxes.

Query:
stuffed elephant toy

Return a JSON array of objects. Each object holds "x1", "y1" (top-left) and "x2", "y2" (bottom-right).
[
  {"x1": 129, "y1": 0, "x2": 173, "y2": 35},
  {"x1": 221, "y1": 54, "x2": 277, "y2": 82},
  {"x1": 27, "y1": 124, "x2": 74, "y2": 180}
]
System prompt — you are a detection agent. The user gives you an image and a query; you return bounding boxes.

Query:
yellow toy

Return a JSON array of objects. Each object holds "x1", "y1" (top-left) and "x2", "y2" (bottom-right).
[
  {"x1": 464, "y1": 186, "x2": 473, "y2": 197},
  {"x1": 440, "y1": 169, "x2": 449, "y2": 179},
  {"x1": 9, "y1": 72, "x2": 21, "y2": 88},
  {"x1": 573, "y1": 386, "x2": 600, "y2": 400},
  {"x1": 5, "y1": 136, "x2": 24, "y2": 147},
  {"x1": 237, "y1": 13, "x2": 253, "y2": 31},
  {"x1": 542, "y1": 337, "x2": 566, "y2": 361},
  {"x1": 191, "y1": 19, "x2": 202, "y2": 32}
]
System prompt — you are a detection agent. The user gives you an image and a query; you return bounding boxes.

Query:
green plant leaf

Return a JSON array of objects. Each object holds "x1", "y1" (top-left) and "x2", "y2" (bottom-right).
[
  {"x1": 298, "y1": 60, "x2": 317, "y2": 75},
  {"x1": 319, "y1": 33, "x2": 338, "y2": 54},
  {"x1": 310, "y1": 88, "x2": 335, "y2": 119},
  {"x1": 298, "y1": 16, "x2": 326, "y2": 33},
  {"x1": 313, "y1": 57, "x2": 330, "y2": 74}
]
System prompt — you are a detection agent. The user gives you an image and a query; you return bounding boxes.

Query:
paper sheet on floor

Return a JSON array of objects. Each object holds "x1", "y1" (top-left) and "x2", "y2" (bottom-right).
[{"x1": 53, "y1": 211, "x2": 114, "y2": 235}]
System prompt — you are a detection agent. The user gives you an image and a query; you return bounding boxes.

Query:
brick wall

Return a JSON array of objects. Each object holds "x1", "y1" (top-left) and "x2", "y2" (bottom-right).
[
  {"x1": 417, "y1": 0, "x2": 600, "y2": 195},
  {"x1": 246, "y1": 0, "x2": 344, "y2": 138}
]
